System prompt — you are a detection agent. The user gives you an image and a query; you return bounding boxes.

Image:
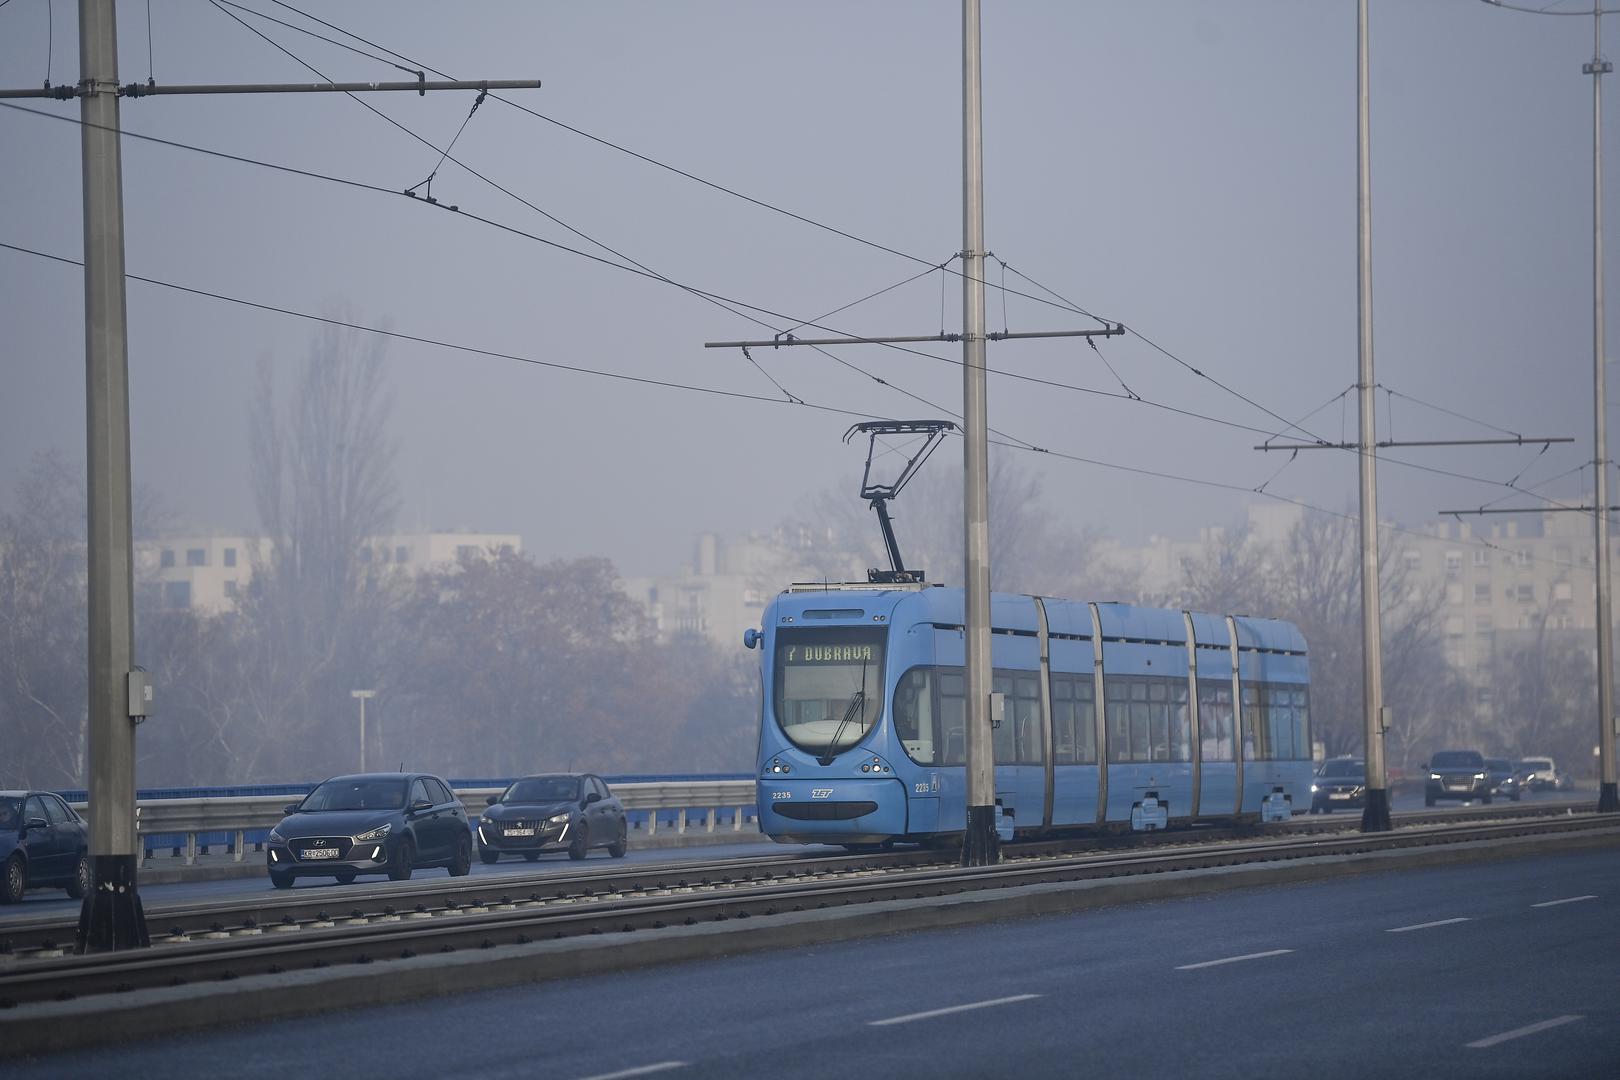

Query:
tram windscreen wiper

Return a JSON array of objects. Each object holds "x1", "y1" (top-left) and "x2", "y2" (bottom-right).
[{"x1": 818, "y1": 659, "x2": 869, "y2": 766}]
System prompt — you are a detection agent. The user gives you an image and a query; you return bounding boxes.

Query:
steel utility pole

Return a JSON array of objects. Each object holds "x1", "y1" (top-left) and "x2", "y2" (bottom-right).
[
  {"x1": 1354, "y1": 0, "x2": 1392, "y2": 833},
  {"x1": 959, "y1": 0, "x2": 996, "y2": 866},
  {"x1": 1480, "y1": 0, "x2": 1616, "y2": 812},
  {"x1": 4, "y1": 0, "x2": 539, "y2": 951}
]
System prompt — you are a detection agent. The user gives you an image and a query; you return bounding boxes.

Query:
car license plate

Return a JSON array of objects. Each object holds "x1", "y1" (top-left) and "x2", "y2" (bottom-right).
[
  {"x1": 504, "y1": 827, "x2": 535, "y2": 837},
  {"x1": 1329, "y1": 793, "x2": 1351, "y2": 800},
  {"x1": 301, "y1": 847, "x2": 340, "y2": 860}
]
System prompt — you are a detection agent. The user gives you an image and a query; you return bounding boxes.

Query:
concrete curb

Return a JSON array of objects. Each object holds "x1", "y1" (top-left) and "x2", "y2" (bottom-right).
[{"x1": 5, "y1": 826, "x2": 1616, "y2": 1060}]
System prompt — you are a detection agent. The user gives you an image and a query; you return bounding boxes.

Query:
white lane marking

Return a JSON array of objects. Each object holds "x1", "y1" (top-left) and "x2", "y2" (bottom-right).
[
  {"x1": 1466, "y1": 1015, "x2": 1584, "y2": 1049},
  {"x1": 1532, "y1": 895, "x2": 1597, "y2": 908},
  {"x1": 1175, "y1": 948, "x2": 1294, "y2": 970},
  {"x1": 1386, "y1": 917, "x2": 1471, "y2": 933},
  {"x1": 870, "y1": 993, "x2": 1041, "y2": 1026},
  {"x1": 574, "y1": 1063, "x2": 688, "y2": 1080}
]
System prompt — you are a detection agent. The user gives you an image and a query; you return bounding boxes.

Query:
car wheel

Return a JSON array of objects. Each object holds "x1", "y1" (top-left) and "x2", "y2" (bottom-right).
[
  {"x1": 522, "y1": 851, "x2": 540, "y2": 862},
  {"x1": 2, "y1": 855, "x2": 26, "y2": 904},
  {"x1": 448, "y1": 832, "x2": 472, "y2": 877},
  {"x1": 388, "y1": 837, "x2": 415, "y2": 881},
  {"x1": 607, "y1": 822, "x2": 628, "y2": 858},
  {"x1": 568, "y1": 823, "x2": 589, "y2": 861},
  {"x1": 66, "y1": 853, "x2": 91, "y2": 899},
  {"x1": 334, "y1": 870, "x2": 357, "y2": 885},
  {"x1": 269, "y1": 869, "x2": 295, "y2": 890},
  {"x1": 479, "y1": 846, "x2": 500, "y2": 865}
]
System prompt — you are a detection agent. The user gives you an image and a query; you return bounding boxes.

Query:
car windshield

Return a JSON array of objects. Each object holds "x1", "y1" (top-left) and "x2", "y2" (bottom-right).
[
  {"x1": 503, "y1": 777, "x2": 580, "y2": 803},
  {"x1": 300, "y1": 778, "x2": 406, "y2": 812},
  {"x1": 0, "y1": 796, "x2": 20, "y2": 827},
  {"x1": 1317, "y1": 762, "x2": 1365, "y2": 780},
  {"x1": 1431, "y1": 751, "x2": 1483, "y2": 769}
]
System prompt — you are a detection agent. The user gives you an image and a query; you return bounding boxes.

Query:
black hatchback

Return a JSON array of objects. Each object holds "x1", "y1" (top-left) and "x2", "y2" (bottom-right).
[
  {"x1": 477, "y1": 774, "x2": 628, "y2": 862},
  {"x1": 0, "y1": 791, "x2": 90, "y2": 903},
  {"x1": 1309, "y1": 759, "x2": 1366, "y2": 813},
  {"x1": 266, "y1": 773, "x2": 472, "y2": 889}
]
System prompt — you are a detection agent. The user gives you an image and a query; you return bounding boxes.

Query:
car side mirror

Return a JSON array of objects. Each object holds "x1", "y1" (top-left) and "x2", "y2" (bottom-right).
[
  {"x1": 485, "y1": 795, "x2": 498, "y2": 806},
  {"x1": 282, "y1": 803, "x2": 299, "y2": 816},
  {"x1": 1420, "y1": 762, "x2": 1429, "y2": 771},
  {"x1": 410, "y1": 799, "x2": 434, "y2": 814},
  {"x1": 24, "y1": 817, "x2": 47, "y2": 831},
  {"x1": 585, "y1": 791, "x2": 602, "y2": 805}
]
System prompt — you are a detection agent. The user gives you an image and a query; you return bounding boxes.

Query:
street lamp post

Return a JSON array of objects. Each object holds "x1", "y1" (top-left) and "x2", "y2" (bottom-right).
[{"x1": 351, "y1": 690, "x2": 376, "y2": 772}]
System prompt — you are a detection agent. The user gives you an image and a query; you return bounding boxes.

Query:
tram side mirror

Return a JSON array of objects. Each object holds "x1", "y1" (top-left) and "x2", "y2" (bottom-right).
[{"x1": 743, "y1": 627, "x2": 761, "y2": 650}]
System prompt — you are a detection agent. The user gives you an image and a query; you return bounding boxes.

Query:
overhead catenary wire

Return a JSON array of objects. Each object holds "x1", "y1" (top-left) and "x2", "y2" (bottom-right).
[
  {"x1": 0, "y1": 95, "x2": 1593, "y2": 522},
  {"x1": 0, "y1": 236, "x2": 1584, "y2": 575}
]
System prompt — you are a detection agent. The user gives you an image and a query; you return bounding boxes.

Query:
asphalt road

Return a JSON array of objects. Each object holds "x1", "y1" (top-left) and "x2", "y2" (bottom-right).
[{"x1": 8, "y1": 843, "x2": 1615, "y2": 1078}]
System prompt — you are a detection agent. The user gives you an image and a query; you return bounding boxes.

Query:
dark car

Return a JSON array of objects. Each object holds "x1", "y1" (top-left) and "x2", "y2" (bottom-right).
[
  {"x1": 266, "y1": 773, "x2": 472, "y2": 889},
  {"x1": 477, "y1": 773, "x2": 627, "y2": 863},
  {"x1": 1425, "y1": 750, "x2": 1491, "y2": 806},
  {"x1": 1484, "y1": 757, "x2": 1522, "y2": 802},
  {"x1": 1309, "y1": 758, "x2": 1366, "y2": 813},
  {"x1": 0, "y1": 791, "x2": 91, "y2": 904}
]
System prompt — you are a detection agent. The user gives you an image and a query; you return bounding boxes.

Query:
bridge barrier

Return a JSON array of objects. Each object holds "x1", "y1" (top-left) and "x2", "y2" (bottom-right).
[{"x1": 64, "y1": 779, "x2": 760, "y2": 867}]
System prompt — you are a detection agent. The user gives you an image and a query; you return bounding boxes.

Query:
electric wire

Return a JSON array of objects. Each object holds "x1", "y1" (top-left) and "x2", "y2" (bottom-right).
[
  {"x1": 0, "y1": 236, "x2": 1582, "y2": 573},
  {"x1": 1, "y1": 95, "x2": 1594, "y2": 523}
]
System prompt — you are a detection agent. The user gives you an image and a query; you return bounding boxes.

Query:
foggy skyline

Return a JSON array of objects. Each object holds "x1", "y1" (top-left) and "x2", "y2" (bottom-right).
[{"x1": 2, "y1": 1, "x2": 1615, "y2": 579}]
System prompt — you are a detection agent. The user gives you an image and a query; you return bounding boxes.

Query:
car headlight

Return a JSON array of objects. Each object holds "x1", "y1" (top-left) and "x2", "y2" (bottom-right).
[
  {"x1": 548, "y1": 812, "x2": 570, "y2": 825},
  {"x1": 1310, "y1": 784, "x2": 1319, "y2": 793},
  {"x1": 354, "y1": 823, "x2": 391, "y2": 842},
  {"x1": 268, "y1": 827, "x2": 285, "y2": 844},
  {"x1": 1473, "y1": 773, "x2": 1486, "y2": 781},
  {"x1": 1429, "y1": 773, "x2": 1442, "y2": 781}
]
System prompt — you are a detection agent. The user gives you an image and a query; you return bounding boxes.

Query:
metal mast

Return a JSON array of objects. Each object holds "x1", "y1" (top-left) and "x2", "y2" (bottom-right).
[
  {"x1": 1588, "y1": 1, "x2": 1617, "y2": 813},
  {"x1": 1356, "y1": 0, "x2": 1391, "y2": 832},
  {"x1": 960, "y1": 0, "x2": 997, "y2": 866}
]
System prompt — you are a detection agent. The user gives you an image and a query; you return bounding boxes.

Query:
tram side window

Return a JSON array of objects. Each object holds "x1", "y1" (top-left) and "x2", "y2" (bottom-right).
[
  {"x1": 1242, "y1": 686, "x2": 1264, "y2": 760},
  {"x1": 1292, "y1": 689, "x2": 1310, "y2": 760},
  {"x1": 1170, "y1": 680, "x2": 1191, "y2": 762},
  {"x1": 1011, "y1": 671, "x2": 1042, "y2": 764},
  {"x1": 991, "y1": 673, "x2": 1017, "y2": 763},
  {"x1": 1198, "y1": 682, "x2": 1235, "y2": 762},
  {"x1": 1050, "y1": 675, "x2": 1096, "y2": 764},
  {"x1": 938, "y1": 671, "x2": 966, "y2": 765},
  {"x1": 894, "y1": 668, "x2": 938, "y2": 766},
  {"x1": 1268, "y1": 687, "x2": 1294, "y2": 761}
]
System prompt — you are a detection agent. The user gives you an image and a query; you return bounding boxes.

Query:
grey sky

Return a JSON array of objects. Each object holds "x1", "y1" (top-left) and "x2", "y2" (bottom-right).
[{"x1": 2, "y1": 1, "x2": 1615, "y2": 578}]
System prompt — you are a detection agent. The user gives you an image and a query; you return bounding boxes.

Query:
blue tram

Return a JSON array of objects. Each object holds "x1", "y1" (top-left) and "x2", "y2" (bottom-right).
[{"x1": 747, "y1": 581, "x2": 1312, "y2": 847}]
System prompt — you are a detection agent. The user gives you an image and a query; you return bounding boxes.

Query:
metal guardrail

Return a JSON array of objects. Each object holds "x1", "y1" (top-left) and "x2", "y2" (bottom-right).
[{"x1": 69, "y1": 780, "x2": 760, "y2": 867}]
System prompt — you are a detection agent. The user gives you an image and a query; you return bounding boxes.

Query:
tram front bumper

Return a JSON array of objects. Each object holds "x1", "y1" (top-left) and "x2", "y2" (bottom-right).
[{"x1": 758, "y1": 777, "x2": 908, "y2": 843}]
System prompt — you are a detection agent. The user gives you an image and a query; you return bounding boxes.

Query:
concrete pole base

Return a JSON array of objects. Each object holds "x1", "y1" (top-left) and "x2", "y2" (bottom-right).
[
  {"x1": 1360, "y1": 788, "x2": 1393, "y2": 833},
  {"x1": 961, "y1": 803, "x2": 1000, "y2": 866},
  {"x1": 76, "y1": 855, "x2": 150, "y2": 952},
  {"x1": 1599, "y1": 782, "x2": 1619, "y2": 814}
]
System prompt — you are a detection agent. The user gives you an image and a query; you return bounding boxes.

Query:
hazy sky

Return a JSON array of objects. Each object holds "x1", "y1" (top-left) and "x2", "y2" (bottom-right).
[{"x1": 2, "y1": 1, "x2": 1615, "y2": 578}]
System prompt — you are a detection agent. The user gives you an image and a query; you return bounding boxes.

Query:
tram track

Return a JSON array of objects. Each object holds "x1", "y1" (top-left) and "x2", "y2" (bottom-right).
[
  {"x1": 2, "y1": 809, "x2": 1614, "y2": 1013},
  {"x1": 0, "y1": 799, "x2": 1585, "y2": 960}
]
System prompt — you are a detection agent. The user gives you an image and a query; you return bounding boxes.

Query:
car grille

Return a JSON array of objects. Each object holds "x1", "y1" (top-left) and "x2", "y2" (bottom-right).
[{"x1": 292, "y1": 836, "x2": 354, "y2": 860}]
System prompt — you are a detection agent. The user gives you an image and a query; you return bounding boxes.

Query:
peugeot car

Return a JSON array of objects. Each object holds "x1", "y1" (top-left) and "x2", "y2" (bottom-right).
[
  {"x1": 1309, "y1": 758, "x2": 1366, "y2": 813},
  {"x1": 266, "y1": 772, "x2": 472, "y2": 889},
  {"x1": 0, "y1": 791, "x2": 90, "y2": 903},
  {"x1": 477, "y1": 773, "x2": 628, "y2": 863}
]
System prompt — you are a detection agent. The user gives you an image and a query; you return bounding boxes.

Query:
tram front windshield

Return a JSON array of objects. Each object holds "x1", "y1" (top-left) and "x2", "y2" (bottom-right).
[{"x1": 773, "y1": 627, "x2": 886, "y2": 756}]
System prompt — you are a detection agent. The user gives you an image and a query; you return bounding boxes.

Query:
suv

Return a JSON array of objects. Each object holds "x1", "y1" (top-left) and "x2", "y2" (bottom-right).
[
  {"x1": 1425, "y1": 750, "x2": 1491, "y2": 806},
  {"x1": 1518, "y1": 757, "x2": 1558, "y2": 792}
]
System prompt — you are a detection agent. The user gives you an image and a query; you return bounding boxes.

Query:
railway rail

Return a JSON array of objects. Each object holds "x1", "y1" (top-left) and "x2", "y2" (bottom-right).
[{"x1": 2, "y1": 807, "x2": 1614, "y2": 1011}]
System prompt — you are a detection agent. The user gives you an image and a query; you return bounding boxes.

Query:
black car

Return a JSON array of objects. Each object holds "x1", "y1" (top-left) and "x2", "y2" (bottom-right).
[
  {"x1": 0, "y1": 790, "x2": 91, "y2": 903},
  {"x1": 477, "y1": 774, "x2": 628, "y2": 863},
  {"x1": 266, "y1": 773, "x2": 472, "y2": 889},
  {"x1": 1309, "y1": 758, "x2": 1366, "y2": 813},
  {"x1": 1425, "y1": 749, "x2": 1491, "y2": 806},
  {"x1": 1484, "y1": 757, "x2": 1522, "y2": 802}
]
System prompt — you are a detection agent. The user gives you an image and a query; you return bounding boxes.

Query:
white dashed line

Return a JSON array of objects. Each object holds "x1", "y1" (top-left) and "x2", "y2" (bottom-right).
[
  {"x1": 1466, "y1": 1015, "x2": 1584, "y2": 1049},
  {"x1": 1385, "y1": 917, "x2": 1471, "y2": 933},
  {"x1": 870, "y1": 994, "x2": 1041, "y2": 1026},
  {"x1": 574, "y1": 1063, "x2": 689, "y2": 1080},
  {"x1": 1175, "y1": 948, "x2": 1294, "y2": 970},
  {"x1": 1531, "y1": 895, "x2": 1597, "y2": 908}
]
